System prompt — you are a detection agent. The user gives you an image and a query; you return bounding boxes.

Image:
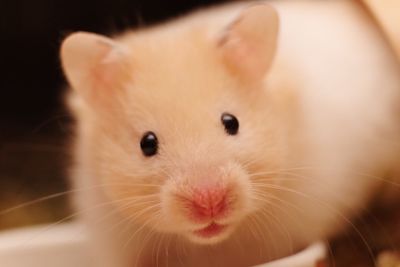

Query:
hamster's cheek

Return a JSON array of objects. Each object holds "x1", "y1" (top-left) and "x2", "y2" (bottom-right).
[
  {"x1": 234, "y1": 143, "x2": 287, "y2": 214},
  {"x1": 102, "y1": 183, "x2": 162, "y2": 227},
  {"x1": 157, "y1": 181, "x2": 194, "y2": 232}
]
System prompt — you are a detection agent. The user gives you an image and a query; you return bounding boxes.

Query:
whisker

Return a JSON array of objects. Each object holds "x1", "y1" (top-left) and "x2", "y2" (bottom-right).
[
  {"x1": 122, "y1": 207, "x2": 161, "y2": 251},
  {"x1": 250, "y1": 190, "x2": 339, "y2": 267},
  {"x1": 91, "y1": 199, "x2": 161, "y2": 240},
  {"x1": 252, "y1": 182, "x2": 377, "y2": 266},
  {"x1": 16, "y1": 196, "x2": 155, "y2": 247},
  {"x1": 246, "y1": 215, "x2": 272, "y2": 259},
  {"x1": 0, "y1": 182, "x2": 160, "y2": 216},
  {"x1": 250, "y1": 167, "x2": 400, "y2": 188},
  {"x1": 249, "y1": 195, "x2": 295, "y2": 256},
  {"x1": 252, "y1": 168, "x2": 398, "y2": 252},
  {"x1": 129, "y1": 214, "x2": 162, "y2": 267}
]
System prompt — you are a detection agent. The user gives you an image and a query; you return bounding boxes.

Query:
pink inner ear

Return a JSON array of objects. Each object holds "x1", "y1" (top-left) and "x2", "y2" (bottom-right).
[
  {"x1": 61, "y1": 32, "x2": 132, "y2": 107},
  {"x1": 87, "y1": 41, "x2": 122, "y2": 87},
  {"x1": 220, "y1": 31, "x2": 268, "y2": 81},
  {"x1": 218, "y1": 4, "x2": 279, "y2": 82},
  {"x1": 89, "y1": 62, "x2": 130, "y2": 109},
  {"x1": 85, "y1": 46, "x2": 132, "y2": 105},
  {"x1": 91, "y1": 55, "x2": 118, "y2": 89}
]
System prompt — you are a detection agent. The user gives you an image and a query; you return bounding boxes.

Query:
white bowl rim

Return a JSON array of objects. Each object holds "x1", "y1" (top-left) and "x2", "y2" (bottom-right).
[
  {"x1": 0, "y1": 223, "x2": 326, "y2": 267},
  {"x1": 257, "y1": 242, "x2": 326, "y2": 267}
]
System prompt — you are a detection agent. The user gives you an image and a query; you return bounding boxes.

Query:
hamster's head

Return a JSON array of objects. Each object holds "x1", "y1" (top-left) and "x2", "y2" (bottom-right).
[{"x1": 61, "y1": 5, "x2": 283, "y2": 245}]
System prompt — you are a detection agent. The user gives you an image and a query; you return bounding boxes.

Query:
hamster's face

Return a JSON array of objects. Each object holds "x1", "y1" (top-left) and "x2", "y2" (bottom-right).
[{"x1": 61, "y1": 5, "x2": 281, "y2": 245}]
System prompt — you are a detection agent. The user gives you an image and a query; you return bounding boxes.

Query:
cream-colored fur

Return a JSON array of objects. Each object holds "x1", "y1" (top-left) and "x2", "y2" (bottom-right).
[
  {"x1": 362, "y1": 0, "x2": 400, "y2": 59},
  {"x1": 61, "y1": 1, "x2": 400, "y2": 266}
]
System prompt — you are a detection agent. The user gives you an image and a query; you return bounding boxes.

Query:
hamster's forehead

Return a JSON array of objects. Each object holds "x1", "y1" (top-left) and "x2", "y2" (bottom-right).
[
  {"x1": 124, "y1": 29, "x2": 233, "y2": 95},
  {"x1": 117, "y1": 29, "x2": 248, "y2": 132}
]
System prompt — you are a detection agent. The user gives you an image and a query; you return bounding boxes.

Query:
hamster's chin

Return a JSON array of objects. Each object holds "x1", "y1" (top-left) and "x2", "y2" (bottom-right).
[{"x1": 184, "y1": 222, "x2": 235, "y2": 245}]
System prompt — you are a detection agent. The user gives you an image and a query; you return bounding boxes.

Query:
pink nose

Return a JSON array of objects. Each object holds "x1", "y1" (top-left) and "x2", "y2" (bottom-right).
[{"x1": 190, "y1": 186, "x2": 228, "y2": 221}]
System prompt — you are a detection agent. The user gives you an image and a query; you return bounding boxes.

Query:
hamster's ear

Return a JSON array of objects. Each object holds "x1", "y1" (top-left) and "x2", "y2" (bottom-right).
[
  {"x1": 218, "y1": 4, "x2": 279, "y2": 81},
  {"x1": 60, "y1": 32, "x2": 131, "y2": 104}
]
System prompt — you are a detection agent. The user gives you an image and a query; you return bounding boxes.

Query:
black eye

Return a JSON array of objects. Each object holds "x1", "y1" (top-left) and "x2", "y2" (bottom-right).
[
  {"x1": 221, "y1": 113, "x2": 239, "y2": 135},
  {"x1": 140, "y1": 131, "x2": 158, "y2": 157}
]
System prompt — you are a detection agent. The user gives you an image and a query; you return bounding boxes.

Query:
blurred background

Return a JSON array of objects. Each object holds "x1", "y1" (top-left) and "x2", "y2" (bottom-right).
[{"x1": 0, "y1": 0, "x2": 228, "y2": 230}]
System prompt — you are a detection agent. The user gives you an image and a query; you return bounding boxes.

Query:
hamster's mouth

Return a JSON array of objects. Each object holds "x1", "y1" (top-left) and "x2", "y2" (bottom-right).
[
  {"x1": 186, "y1": 221, "x2": 238, "y2": 244},
  {"x1": 192, "y1": 222, "x2": 227, "y2": 238}
]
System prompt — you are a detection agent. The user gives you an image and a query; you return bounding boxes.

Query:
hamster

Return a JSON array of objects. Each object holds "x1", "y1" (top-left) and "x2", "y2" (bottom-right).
[
  {"x1": 362, "y1": 0, "x2": 400, "y2": 59},
  {"x1": 60, "y1": 1, "x2": 400, "y2": 266}
]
